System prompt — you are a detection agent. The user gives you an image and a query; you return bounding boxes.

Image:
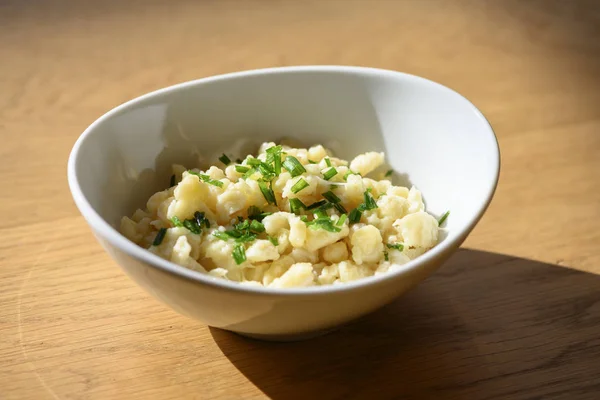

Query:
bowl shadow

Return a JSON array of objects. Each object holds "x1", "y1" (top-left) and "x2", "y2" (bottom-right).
[{"x1": 210, "y1": 248, "x2": 600, "y2": 400}]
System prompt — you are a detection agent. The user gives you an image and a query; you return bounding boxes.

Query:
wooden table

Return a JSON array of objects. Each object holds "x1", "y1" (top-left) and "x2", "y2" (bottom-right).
[{"x1": 2, "y1": 1, "x2": 599, "y2": 399}]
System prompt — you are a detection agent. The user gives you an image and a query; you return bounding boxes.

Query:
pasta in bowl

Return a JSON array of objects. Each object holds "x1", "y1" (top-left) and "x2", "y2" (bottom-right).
[{"x1": 120, "y1": 142, "x2": 445, "y2": 288}]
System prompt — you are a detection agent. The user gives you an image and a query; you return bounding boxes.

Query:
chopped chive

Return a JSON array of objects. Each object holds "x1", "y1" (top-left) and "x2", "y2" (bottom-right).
[
  {"x1": 219, "y1": 154, "x2": 231, "y2": 165},
  {"x1": 306, "y1": 200, "x2": 327, "y2": 210},
  {"x1": 183, "y1": 218, "x2": 201, "y2": 234},
  {"x1": 171, "y1": 216, "x2": 183, "y2": 227},
  {"x1": 194, "y1": 211, "x2": 210, "y2": 229},
  {"x1": 266, "y1": 145, "x2": 283, "y2": 175},
  {"x1": 235, "y1": 219, "x2": 250, "y2": 231},
  {"x1": 247, "y1": 206, "x2": 261, "y2": 219},
  {"x1": 232, "y1": 243, "x2": 246, "y2": 265},
  {"x1": 387, "y1": 243, "x2": 404, "y2": 251},
  {"x1": 343, "y1": 170, "x2": 356, "y2": 180},
  {"x1": 329, "y1": 184, "x2": 340, "y2": 190},
  {"x1": 336, "y1": 214, "x2": 347, "y2": 226},
  {"x1": 384, "y1": 251, "x2": 389, "y2": 261},
  {"x1": 333, "y1": 203, "x2": 347, "y2": 214},
  {"x1": 323, "y1": 167, "x2": 337, "y2": 181},
  {"x1": 249, "y1": 219, "x2": 265, "y2": 233},
  {"x1": 170, "y1": 175, "x2": 176, "y2": 187},
  {"x1": 273, "y1": 150, "x2": 281, "y2": 175},
  {"x1": 266, "y1": 145, "x2": 283, "y2": 154},
  {"x1": 258, "y1": 163, "x2": 276, "y2": 180},
  {"x1": 236, "y1": 233, "x2": 257, "y2": 243},
  {"x1": 246, "y1": 157, "x2": 262, "y2": 167},
  {"x1": 268, "y1": 235, "x2": 279, "y2": 246},
  {"x1": 300, "y1": 215, "x2": 309, "y2": 222},
  {"x1": 349, "y1": 208, "x2": 362, "y2": 224},
  {"x1": 258, "y1": 180, "x2": 277, "y2": 205},
  {"x1": 438, "y1": 210, "x2": 450, "y2": 226},
  {"x1": 282, "y1": 156, "x2": 307, "y2": 177},
  {"x1": 314, "y1": 208, "x2": 328, "y2": 219},
  {"x1": 289, "y1": 198, "x2": 306, "y2": 214},
  {"x1": 322, "y1": 190, "x2": 341, "y2": 204},
  {"x1": 213, "y1": 231, "x2": 230, "y2": 241},
  {"x1": 363, "y1": 190, "x2": 378, "y2": 210},
  {"x1": 308, "y1": 159, "x2": 317, "y2": 164},
  {"x1": 325, "y1": 157, "x2": 332, "y2": 167},
  {"x1": 235, "y1": 165, "x2": 250, "y2": 173},
  {"x1": 385, "y1": 169, "x2": 393, "y2": 177},
  {"x1": 274, "y1": 157, "x2": 282, "y2": 175},
  {"x1": 242, "y1": 168, "x2": 256, "y2": 179},
  {"x1": 291, "y1": 178, "x2": 309, "y2": 194},
  {"x1": 188, "y1": 171, "x2": 224, "y2": 188},
  {"x1": 152, "y1": 228, "x2": 167, "y2": 246},
  {"x1": 307, "y1": 218, "x2": 341, "y2": 233}
]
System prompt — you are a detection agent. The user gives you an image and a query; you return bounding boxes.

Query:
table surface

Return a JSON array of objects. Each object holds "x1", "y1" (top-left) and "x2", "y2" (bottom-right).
[{"x1": 2, "y1": 1, "x2": 600, "y2": 399}]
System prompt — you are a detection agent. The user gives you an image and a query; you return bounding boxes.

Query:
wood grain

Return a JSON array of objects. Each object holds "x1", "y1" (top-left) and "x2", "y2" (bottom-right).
[{"x1": 1, "y1": 0, "x2": 599, "y2": 399}]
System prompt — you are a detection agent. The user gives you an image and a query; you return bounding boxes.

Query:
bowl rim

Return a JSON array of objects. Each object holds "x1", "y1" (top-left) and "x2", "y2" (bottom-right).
[{"x1": 67, "y1": 65, "x2": 500, "y2": 296}]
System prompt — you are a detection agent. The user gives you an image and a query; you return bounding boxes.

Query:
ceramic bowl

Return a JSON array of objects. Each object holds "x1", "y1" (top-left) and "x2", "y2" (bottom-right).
[{"x1": 68, "y1": 66, "x2": 499, "y2": 341}]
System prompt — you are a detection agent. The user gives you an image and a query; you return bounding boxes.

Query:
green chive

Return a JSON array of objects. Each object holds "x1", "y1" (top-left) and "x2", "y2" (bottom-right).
[
  {"x1": 235, "y1": 165, "x2": 250, "y2": 173},
  {"x1": 336, "y1": 214, "x2": 347, "y2": 226},
  {"x1": 306, "y1": 200, "x2": 327, "y2": 210},
  {"x1": 325, "y1": 157, "x2": 332, "y2": 167},
  {"x1": 282, "y1": 156, "x2": 306, "y2": 177},
  {"x1": 363, "y1": 190, "x2": 378, "y2": 210},
  {"x1": 247, "y1": 206, "x2": 261, "y2": 219},
  {"x1": 183, "y1": 219, "x2": 201, "y2": 234},
  {"x1": 268, "y1": 236, "x2": 279, "y2": 246},
  {"x1": 258, "y1": 180, "x2": 277, "y2": 205},
  {"x1": 194, "y1": 211, "x2": 210, "y2": 228},
  {"x1": 385, "y1": 169, "x2": 393, "y2": 177},
  {"x1": 333, "y1": 203, "x2": 347, "y2": 214},
  {"x1": 257, "y1": 163, "x2": 276, "y2": 180},
  {"x1": 384, "y1": 251, "x2": 389, "y2": 261},
  {"x1": 387, "y1": 243, "x2": 404, "y2": 251},
  {"x1": 291, "y1": 178, "x2": 309, "y2": 194},
  {"x1": 170, "y1": 175, "x2": 176, "y2": 187},
  {"x1": 438, "y1": 210, "x2": 450, "y2": 226},
  {"x1": 250, "y1": 219, "x2": 265, "y2": 233},
  {"x1": 300, "y1": 215, "x2": 309, "y2": 222},
  {"x1": 212, "y1": 231, "x2": 230, "y2": 241},
  {"x1": 343, "y1": 170, "x2": 354, "y2": 180},
  {"x1": 242, "y1": 168, "x2": 256, "y2": 179},
  {"x1": 188, "y1": 171, "x2": 224, "y2": 188},
  {"x1": 236, "y1": 233, "x2": 257, "y2": 243},
  {"x1": 349, "y1": 208, "x2": 362, "y2": 224},
  {"x1": 308, "y1": 159, "x2": 317, "y2": 164},
  {"x1": 171, "y1": 216, "x2": 183, "y2": 227},
  {"x1": 322, "y1": 190, "x2": 341, "y2": 203},
  {"x1": 246, "y1": 158, "x2": 262, "y2": 167},
  {"x1": 232, "y1": 243, "x2": 246, "y2": 265},
  {"x1": 152, "y1": 228, "x2": 167, "y2": 246},
  {"x1": 266, "y1": 145, "x2": 283, "y2": 175},
  {"x1": 235, "y1": 219, "x2": 250, "y2": 231},
  {"x1": 323, "y1": 167, "x2": 337, "y2": 181},
  {"x1": 219, "y1": 154, "x2": 231, "y2": 165},
  {"x1": 314, "y1": 208, "x2": 328, "y2": 219},
  {"x1": 289, "y1": 198, "x2": 306, "y2": 214},
  {"x1": 307, "y1": 218, "x2": 341, "y2": 233}
]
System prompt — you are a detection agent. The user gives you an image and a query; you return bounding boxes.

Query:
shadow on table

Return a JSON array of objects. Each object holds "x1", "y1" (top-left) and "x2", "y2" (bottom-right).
[{"x1": 210, "y1": 249, "x2": 600, "y2": 400}]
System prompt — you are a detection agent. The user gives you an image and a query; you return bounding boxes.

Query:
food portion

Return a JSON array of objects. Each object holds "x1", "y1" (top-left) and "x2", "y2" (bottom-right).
[{"x1": 120, "y1": 142, "x2": 443, "y2": 288}]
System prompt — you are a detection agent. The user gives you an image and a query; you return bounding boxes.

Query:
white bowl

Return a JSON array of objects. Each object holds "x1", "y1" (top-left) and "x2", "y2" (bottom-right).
[{"x1": 68, "y1": 66, "x2": 499, "y2": 341}]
